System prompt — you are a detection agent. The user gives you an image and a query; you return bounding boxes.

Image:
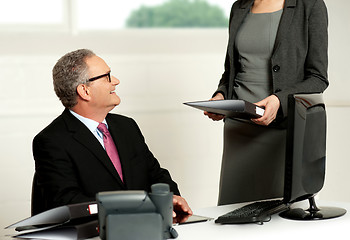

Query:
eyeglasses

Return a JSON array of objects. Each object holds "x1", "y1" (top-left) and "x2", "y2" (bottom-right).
[{"x1": 88, "y1": 71, "x2": 111, "y2": 82}]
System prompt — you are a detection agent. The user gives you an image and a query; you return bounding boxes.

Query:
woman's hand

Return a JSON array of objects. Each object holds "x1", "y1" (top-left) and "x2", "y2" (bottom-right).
[
  {"x1": 252, "y1": 95, "x2": 280, "y2": 126},
  {"x1": 204, "y1": 93, "x2": 225, "y2": 121}
]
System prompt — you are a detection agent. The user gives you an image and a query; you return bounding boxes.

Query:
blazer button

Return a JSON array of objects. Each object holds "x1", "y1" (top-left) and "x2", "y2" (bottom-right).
[
  {"x1": 273, "y1": 65, "x2": 280, "y2": 72},
  {"x1": 275, "y1": 88, "x2": 282, "y2": 93}
]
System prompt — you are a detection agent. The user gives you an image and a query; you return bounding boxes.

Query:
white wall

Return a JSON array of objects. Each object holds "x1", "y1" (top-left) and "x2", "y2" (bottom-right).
[
  {"x1": 1, "y1": 0, "x2": 349, "y2": 233},
  {"x1": 317, "y1": 0, "x2": 350, "y2": 202}
]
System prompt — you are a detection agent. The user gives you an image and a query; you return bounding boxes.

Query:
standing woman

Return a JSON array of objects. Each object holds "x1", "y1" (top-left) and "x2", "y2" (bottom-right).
[{"x1": 205, "y1": 0, "x2": 328, "y2": 205}]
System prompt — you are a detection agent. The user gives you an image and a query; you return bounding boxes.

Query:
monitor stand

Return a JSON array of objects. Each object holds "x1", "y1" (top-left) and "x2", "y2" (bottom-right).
[{"x1": 279, "y1": 196, "x2": 347, "y2": 220}]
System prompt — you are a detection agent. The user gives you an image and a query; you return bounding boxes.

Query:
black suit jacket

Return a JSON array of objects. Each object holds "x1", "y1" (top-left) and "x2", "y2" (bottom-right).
[
  {"x1": 32, "y1": 109, "x2": 179, "y2": 215},
  {"x1": 216, "y1": 0, "x2": 329, "y2": 118}
]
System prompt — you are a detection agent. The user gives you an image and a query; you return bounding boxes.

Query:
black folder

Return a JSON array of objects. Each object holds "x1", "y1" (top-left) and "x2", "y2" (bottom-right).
[
  {"x1": 184, "y1": 100, "x2": 265, "y2": 120},
  {"x1": 6, "y1": 201, "x2": 98, "y2": 231},
  {"x1": 10, "y1": 220, "x2": 99, "y2": 240},
  {"x1": 6, "y1": 202, "x2": 99, "y2": 239}
]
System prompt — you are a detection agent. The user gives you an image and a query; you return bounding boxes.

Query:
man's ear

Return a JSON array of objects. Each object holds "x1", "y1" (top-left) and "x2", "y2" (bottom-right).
[{"x1": 76, "y1": 84, "x2": 91, "y2": 101}]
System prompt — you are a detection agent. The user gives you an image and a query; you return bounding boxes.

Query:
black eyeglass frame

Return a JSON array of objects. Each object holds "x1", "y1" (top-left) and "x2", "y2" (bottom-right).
[{"x1": 88, "y1": 71, "x2": 111, "y2": 82}]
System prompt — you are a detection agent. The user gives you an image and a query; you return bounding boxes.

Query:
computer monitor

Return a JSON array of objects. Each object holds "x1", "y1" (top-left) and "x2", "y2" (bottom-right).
[{"x1": 280, "y1": 93, "x2": 346, "y2": 220}]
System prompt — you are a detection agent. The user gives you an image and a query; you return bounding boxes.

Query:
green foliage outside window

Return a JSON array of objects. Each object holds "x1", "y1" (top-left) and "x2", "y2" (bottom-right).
[{"x1": 126, "y1": 0, "x2": 228, "y2": 28}]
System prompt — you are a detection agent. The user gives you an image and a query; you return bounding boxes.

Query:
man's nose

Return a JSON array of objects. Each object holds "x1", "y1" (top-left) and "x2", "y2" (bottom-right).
[{"x1": 111, "y1": 75, "x2": 120, "y2": 85}]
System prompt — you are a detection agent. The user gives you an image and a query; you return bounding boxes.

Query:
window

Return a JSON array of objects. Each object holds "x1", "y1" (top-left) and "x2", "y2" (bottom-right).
[
  {"x1": 0, "y1": 0, "x2": 63, "y2": 24},
  {"x1": 0, "y1": 0, "x2": 68, "y2": 31},
  {"x1": 0, "y1": 0, "x2": 234, "y2": 32},
  {"x1": 76, "y1": 0, "x2": 232, "y2": 30}
]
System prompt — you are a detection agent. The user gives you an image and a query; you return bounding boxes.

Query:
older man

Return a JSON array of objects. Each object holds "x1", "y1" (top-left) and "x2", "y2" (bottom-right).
[{"x1": 32, "y1": 49, "x2": 192, "y2": 218}]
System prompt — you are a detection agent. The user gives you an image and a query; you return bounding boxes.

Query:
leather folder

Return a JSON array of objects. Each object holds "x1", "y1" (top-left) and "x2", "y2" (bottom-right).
[
  {"x1": 184, "y1": 99, "x2": 265, "y2": 119},
  {"x1": 6, "y1": 202, "x2": 99, "y2": 239},
  {"x1": 6, "y1": 202, "x2": 97, "y2": 231}
]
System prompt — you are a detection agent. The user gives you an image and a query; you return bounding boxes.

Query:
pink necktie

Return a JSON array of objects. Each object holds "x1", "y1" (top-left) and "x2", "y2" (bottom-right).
[{"x1": 97, "y1": 123, "x2": 123, "y2": 182}]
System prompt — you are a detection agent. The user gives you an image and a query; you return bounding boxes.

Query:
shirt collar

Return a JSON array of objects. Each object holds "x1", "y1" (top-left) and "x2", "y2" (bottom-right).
[{"x1": 69, "y1": 110, "x2": 108, "y2": 133}]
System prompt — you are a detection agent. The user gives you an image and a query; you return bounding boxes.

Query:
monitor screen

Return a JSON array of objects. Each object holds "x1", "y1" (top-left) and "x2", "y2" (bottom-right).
[{"x1": 283, "y1": 93, "x2": 326, "y2": 203}]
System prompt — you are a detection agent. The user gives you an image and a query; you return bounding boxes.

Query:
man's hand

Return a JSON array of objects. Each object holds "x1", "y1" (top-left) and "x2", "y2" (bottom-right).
[
  {"x1": 204, "y1": 92, "x2": 225, "y2": 121},
  {"x1": 173, "y1": 195, "x2": 193, "y2": 217},
  {"x1": 251, "y1": 95, "x2": 280, "y2": 126}
]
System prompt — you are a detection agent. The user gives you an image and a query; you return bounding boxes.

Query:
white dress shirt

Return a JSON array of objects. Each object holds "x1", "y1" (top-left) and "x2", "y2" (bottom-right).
[{"x1": 69, "y1": 110, "x2": 108, "y2": 149}]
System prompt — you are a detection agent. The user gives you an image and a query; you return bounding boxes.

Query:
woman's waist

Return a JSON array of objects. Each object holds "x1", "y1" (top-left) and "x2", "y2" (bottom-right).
[{"x1": 235, "y1": 71, "x2": 272, "y2": 84}]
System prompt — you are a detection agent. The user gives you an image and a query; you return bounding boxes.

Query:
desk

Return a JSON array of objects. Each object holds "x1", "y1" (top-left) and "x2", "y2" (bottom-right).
[
  {"x1": 3, "y1": 200, "x2": 349, "y2": 240},
  {"x1": 174, "y1": 200, "x2": 349, "y2": 240}
]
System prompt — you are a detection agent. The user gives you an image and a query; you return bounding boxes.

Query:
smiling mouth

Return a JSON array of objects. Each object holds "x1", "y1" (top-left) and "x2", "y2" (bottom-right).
[{"x1": 110, "y1": 89, "x2": 116, "y2": 94}]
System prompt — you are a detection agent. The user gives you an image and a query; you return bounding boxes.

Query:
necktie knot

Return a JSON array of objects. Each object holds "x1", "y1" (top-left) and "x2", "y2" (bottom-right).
[{"x1": 97, "y1": 123, "x2": 108, "y2": 136}]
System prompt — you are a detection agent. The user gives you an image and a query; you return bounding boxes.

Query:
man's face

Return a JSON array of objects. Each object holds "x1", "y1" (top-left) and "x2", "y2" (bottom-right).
[{"x1": 85, "y1": 55, "x2": 121, "y2": 112}]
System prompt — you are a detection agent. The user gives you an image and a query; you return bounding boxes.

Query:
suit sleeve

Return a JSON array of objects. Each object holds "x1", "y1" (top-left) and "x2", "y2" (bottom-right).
[
  {"x1": 33, "y1": 133, "x2": 94, "y2": 211},
  {"x1": 274, "y1": 0, "x2": 329, "y2": 116}
]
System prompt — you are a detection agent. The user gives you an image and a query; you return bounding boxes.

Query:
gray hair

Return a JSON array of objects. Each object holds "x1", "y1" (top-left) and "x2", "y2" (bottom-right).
[{"x1": 53, "y1": 49, "x2": 96, "y2": 109}]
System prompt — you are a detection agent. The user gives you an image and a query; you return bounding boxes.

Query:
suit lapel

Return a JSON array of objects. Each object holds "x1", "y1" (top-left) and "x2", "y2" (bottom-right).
[
  {"x1": 227, "y1": 0, "x2": 253, "y2": 98},
  {"x1": 228, "y1": 0, "x2": 254, "y2": 59},
  {"x1": 105, "y1": 115, "x2": 131, "y2": 188},
  {"x1": 272, "y1": 0, "x2": 297, "y2": 55},
  {"x1": 62, "y1": 109, "x2": 125, "y2": 187},
  {"x1": 229, "y1": 0, "x2": 297, "y2": 58}
]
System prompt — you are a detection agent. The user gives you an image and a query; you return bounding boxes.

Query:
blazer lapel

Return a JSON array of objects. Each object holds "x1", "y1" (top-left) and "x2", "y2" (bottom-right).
[
  {"x1": 272, "y1": 0, "x2": 297, "y2": 55},
  {"x1": 227, "y1": 0, "x2": 254, "y2": 98},
  {"x1": 62, "y1": 109, "x2": 125, "y2": 186},
  {"x1": 106, "y1": 116, "x2": 131, "y2": 188},
  {"x1": 228, "y1": 0, "x2": 254, "y2": 59}
]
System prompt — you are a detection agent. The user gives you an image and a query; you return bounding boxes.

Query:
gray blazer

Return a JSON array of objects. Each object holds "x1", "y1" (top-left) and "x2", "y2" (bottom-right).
[{"x1": 216, "y1": 0, "x2": 329, "y2": 118}]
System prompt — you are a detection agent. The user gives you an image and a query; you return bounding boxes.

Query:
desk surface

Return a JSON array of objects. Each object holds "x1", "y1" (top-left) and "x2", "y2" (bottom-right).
[
  {"x1": 3, "y1": 200, "x2": 349, "y2": 240},
  {"x1": 174, "y1": 200, "x2": 349, "y2": 240}
]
